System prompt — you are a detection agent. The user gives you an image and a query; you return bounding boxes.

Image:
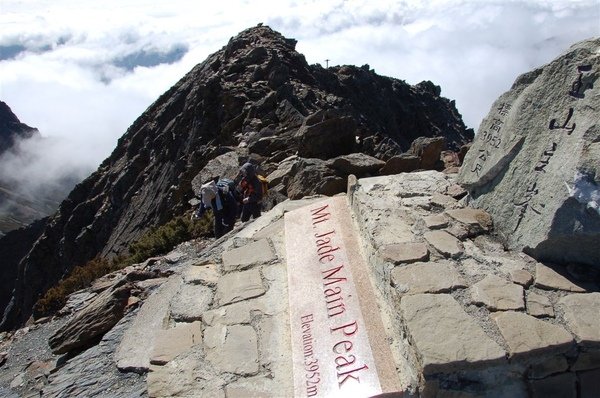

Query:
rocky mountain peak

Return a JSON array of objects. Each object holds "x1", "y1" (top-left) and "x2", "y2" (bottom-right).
[{"x1": 0, "y1": 25, "x2": 472, "y2": 331}]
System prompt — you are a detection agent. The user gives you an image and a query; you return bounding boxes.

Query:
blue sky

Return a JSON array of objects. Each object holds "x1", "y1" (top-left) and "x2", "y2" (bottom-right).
[{"x1": 0, "y1": 0, "x2": 598, "y2": 193}]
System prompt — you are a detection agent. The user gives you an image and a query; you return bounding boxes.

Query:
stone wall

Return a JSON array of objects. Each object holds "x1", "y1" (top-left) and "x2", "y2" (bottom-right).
[{"x1": 350, "y1": 171, "x2": 600, "y2": 397}]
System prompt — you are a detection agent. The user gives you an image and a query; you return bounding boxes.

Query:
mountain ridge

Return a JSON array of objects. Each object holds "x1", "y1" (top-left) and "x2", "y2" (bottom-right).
[{"x1": 0, "y1": 25, "x2": 472, "y2": 330}]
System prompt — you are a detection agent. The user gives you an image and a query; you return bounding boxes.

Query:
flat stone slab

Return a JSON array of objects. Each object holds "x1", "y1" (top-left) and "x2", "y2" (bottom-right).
[
  {"x1": 377, "y1": 242, "x2": 429, "y2": 264},
  {"x1": 491, "y1": 311, "x2": 573, "y2": 358},
  {"x1": 400, "y1": 293, "x2": 506, "y2": 375},
  {"x1": 511, "y1": 269, "x2": 534, "y2": 287},
  {"x1": 183, "y1": 263, "x2": 219, "y2": 286},
  {"x1": 423, "y1": 214, "x2": 448, "y2": 229},
  {"x1": 534, "y1": 263, "x2": 587, "y2": 292},
  {"x1": 204, "y1": 324, "x2": 259, "y2": 375},
  {"x1": 430, "y1": 193, "x2": 459, "y2": 208},
  {"x1": 225, "y1": 375, "x2": 276, "y2": 398},
  {"x1": 445, "y1": 208, "x2": 492, "y2": 232},
  {"x1": 115, "y1": 275, "x2": 181, "y2": 372},
  {"x1": 526, "y1": 292, "x2": 554, "y2": 317},
  {"x1": 558, "y1": 293, "x2": 600, "y2": 346},
  {"x1": 424, "y1": 230, "x2": 464, "y2": 258},
  {"x1": 147, "y1": 355, "x2": 227, "y2": 398},
  {"x1": 391, "y1": 261, "x2": 466, "y2": 295},
  {"x1": 285, "y1": 196, "x2": 401, "y2": 397},
  {"x1": 170, "y1": 284, "x2": 213, "y2": 321},
  {"x1": 150, "y1": 321, "x2": 203, "y2": 365},
  {"x1": 214, "y1": 268, "x2": 266, "y2": 306},
  {"x1": 471, "y1": 275, "x2": 524, "y2": 311},
  {"x1": 222, "y1": 238, "x2": 276, "y2": 272}
]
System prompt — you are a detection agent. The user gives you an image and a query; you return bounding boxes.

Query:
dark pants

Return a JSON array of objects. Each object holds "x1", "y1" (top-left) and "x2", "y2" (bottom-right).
[
  {"x1": 241, "y1": 202, "x2": 261, "y2": 222},
  {"x1": 214, "y1": 209, "x2": 235, "y2": 239}
]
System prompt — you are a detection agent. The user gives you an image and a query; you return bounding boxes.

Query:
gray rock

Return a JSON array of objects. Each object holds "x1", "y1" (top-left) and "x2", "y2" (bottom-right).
[
  {"x1": 558, "y1": 293, "x2": 600, "y2": 346},
  {"x1": 150, "y1": 321, "x2": 203, "y2": 365},
  {"x1": 204, "y1": 324, "x2": 259, "y2": 374},
  {"x1": 147, "y1": 353, "x2": 229, "y2": 398},
  {"x1": 510, "y1": 269, "x2": 534, "y2": 287},
  {"x1": 471, "y1": 275, "x2": 524, "y2": 311},
  {"x1": 43, "y1": 312, "x2": 147, "y2": 398},
  {"x1": 183, "y1": 263, "x2": 219, "y2": 286},
  {"x1": 326, "y1": 153, "x2": 385, "y2": 176},
  {"x1": 526, "y1": 292, "x2": 555, "y2": 317},
  {"x1": 295, "y1": 115, "x2": 357, "y2": 159},
  {"x1": 379, "y1": 154, "x2": 420, "y2": 175},
  {"x1": 400, "y1": 293, "x2": 506, "y2": 375},
  {"x1": 409, "y1": 136, "x2": 446, "y2": 170},
  {"x1": 115, "y1": 275, "x2": 181, "y2": 372},
  {"x1": 391, "y1": 261, "x2": 466, "y2": 295},
  {"x1": 221, "y1": 238, "x2": 276, "y2": 272},
  {"x1": 170, "y1": 284, "x2": 213, "y2": 321},
  {"x1": 214, "y1": 268, "x2": 266, "y2": 306},
  {"x1": 191, "y1": 150, "x2": 242, "y2": 196},
  {"x1": 225, "y1": 375, "x2": 276, "y2": 398},
  {"x1": 491, "y1": 311, "x2": 574, "y2": 358},
  {"x1": 445, "y1": 208, "x2": 492, "y2": 236},
  {"x1": 285, "y1": 157, "x2": 344, "y2": 199},
  {"x1": 423, "y1": 214, "x2": 449, "y2": 229},
  {"x1": 265, "y1": 156, "x2": 298, "y2": 187},
  {"x1": 534, "y1": 263, "x2": 587, "y2": 292},
  {"x1": 377, "y1": 242, "x2": 429, "y2": 264},
  {"x1": 458, "y1": 38, "x2": 600, "y2": 267},
  {"x1": 49, "y1": 281, "x2": 131, "y2": 355},
  {"x1": 431, "y1": 193, "x2": 459, "y2": 209},
  {"x1": 424, "y1": 230, "x2": 464, "y2": 258}
]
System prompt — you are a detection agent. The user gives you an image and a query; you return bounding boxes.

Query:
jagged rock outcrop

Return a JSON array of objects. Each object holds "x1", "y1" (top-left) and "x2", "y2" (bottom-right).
[
  {"x1": 0, "y1": 25, "x2": 472, "y2": 330},
  {"x1": 0, "y1": 101, "x2": 39, "y2": 156},
  {"x1": 458, "y1": 38, "x2": 600, "y2": 267}
]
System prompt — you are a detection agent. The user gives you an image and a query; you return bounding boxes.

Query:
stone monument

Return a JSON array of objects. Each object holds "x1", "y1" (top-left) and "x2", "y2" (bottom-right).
[{"x1": 458, "y1": 38, "x2": 600, "y2": 266}]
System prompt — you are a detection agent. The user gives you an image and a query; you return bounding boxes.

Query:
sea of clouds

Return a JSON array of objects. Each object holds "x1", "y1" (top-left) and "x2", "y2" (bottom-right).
[{"x1": 0, "y1": 0, "x2": 598, "y2": 207}]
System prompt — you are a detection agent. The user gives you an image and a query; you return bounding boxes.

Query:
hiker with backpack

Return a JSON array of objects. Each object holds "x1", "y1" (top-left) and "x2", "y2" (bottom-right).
[
  {"x1": 193, "y1": 177, "x2": 238, "y2": 238},
  {"x1": 238, "y1": 162, "x2": 264, "y2": 222}
]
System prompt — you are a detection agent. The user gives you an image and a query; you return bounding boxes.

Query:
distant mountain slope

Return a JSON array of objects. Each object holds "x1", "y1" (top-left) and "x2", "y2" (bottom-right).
[
  {"x1": 0, "y1": 102, "x2": 77, "y2": 236},
  {"x1": 0, "y1": 101, "x2": 39, "y2": 155},
  {"x1": 0, "y1": 25, "x2": 473, "y2": 330}
]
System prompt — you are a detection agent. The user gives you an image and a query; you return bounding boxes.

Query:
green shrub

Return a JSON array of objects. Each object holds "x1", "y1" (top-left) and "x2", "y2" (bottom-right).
[{"x1": 33, "y1": 212, "x2": 214, "y2": 317}]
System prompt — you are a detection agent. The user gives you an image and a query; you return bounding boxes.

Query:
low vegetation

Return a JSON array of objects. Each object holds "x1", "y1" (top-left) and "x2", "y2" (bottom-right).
[{"x1": 33, "y1": 212, "x2": 214, "y2": 317}]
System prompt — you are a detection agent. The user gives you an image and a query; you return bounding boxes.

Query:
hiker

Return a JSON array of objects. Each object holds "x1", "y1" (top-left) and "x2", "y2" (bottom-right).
[
  {"x1": 238, "y1": 162, "x2": 263, "y2": 222},
  {"x1": 193, "y1": 178, "x2": 238, "y2": 238}
]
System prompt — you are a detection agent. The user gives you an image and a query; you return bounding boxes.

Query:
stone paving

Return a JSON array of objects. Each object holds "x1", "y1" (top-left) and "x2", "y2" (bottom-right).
[
  {"x1": 350, "y1": 170, "x2": 600, "y2": 397},
  {"x1": 91, "y1": 171, "x2": 600, "y2": 397},
  {"x1": 112, "y1": 199, "x2": 324, "y2": 397}
]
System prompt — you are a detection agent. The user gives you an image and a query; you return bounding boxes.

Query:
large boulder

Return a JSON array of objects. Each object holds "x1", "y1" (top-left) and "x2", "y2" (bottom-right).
[
  {"x1": 409, "y1": 136, "x2": 446, "y2": 170},
  {"x1": 295, "y1": 113, "x2": 357, "y2": 159},
  {"x1": 326, "y1": 153, "x2": 385, "y2": 176},
  {"x1": 191, "y1": 150, "x2": 242, "y2": 196},
  {"x1": 458, "y1": 38, "x2": 600, "y2": 267},
  {"x1": 49, "y1": 280, "x2": 131, "y2": 354}
]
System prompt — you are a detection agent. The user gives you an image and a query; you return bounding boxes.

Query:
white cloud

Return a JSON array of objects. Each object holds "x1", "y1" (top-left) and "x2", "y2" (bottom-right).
[{"x1": 0, "y1": 0, "x2": 598, "y2": 207}]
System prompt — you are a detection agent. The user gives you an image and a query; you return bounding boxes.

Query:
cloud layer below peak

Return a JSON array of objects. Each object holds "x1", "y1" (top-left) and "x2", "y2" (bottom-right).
[{"x1": 0, "y1": 0, "x2": 598, "y2": 208}]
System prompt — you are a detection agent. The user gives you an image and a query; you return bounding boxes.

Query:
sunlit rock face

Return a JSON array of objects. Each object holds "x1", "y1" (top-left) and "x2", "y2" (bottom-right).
[{"x1": 459, "y1": 37, "x2": 600, "y2": 267}]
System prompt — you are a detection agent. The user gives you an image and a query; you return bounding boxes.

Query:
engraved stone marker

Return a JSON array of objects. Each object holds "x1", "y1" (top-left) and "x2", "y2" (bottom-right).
[
  {"x1": 285, "y1": 196, "x2": 400, "y2": 398},
  {"x1": 457, "y1": 38, "x2": 600, "y2": 266}
]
